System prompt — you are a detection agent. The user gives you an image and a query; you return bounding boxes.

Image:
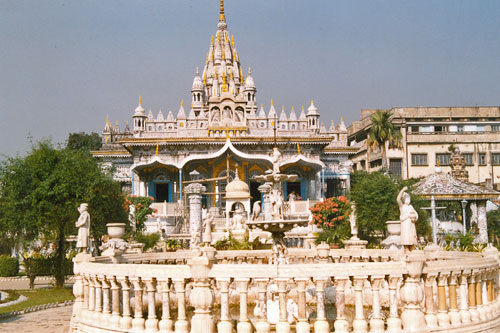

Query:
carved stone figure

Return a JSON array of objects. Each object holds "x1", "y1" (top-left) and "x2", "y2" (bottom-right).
[
  {"x1": 271, "y1": 147, "x2": 282, "y2": 175},
  {"x1": 252, "y1": 201, "x2": 261, "y2": 221},
  {"x1": 271, "y1": 190, "x2": 283, "y2": 219},
  {"x1": 202, "y1": 212, "x2": 214, "y2": 245},
  {"x1": 231, "y1": 206, "x2": 245, "y2": 230},
  {"x1": 397, "y1": 186, "x2": 418, "y2": 251},
  {"x1": 350, "y1": 202, "x2": 359, "y2": 240},
  {"x1": 75, "y1": 203, "x2": 90, "y2": 254}
]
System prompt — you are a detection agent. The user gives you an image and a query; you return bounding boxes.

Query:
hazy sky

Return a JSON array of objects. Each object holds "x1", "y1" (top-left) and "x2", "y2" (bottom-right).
[{"x1": 2, "y1": 0, "x2": 500, "y2": 157}]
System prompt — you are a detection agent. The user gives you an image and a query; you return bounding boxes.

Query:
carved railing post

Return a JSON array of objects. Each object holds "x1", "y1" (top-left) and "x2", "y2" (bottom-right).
[
  {"x1": 313, "y1": 278, "x2": 329, "y2": 333},
  {"x1": 100, "y1": 276, "x2": 111, "y2": 325},
  {"x1": 174, "y1": 279, "x2": 189, "y2": 333},
  {"x1": 333, "y1": 277, "x2": 349, "y2": 333},
  {"x1": 437, "y1": 272, "x2": 450, "y2": 328},
  {"x1": 459, "y1": 271, "x2": 471, "y2": 324},
  {"x1": 369, "y1": 276, "x2": 384, "y2": 333},
  {"x1": 255, "y1": 279, "x2": 270, "y2": 333},
  {"x1": 217, "y1": 278, "x2": 232, "y2": 333},
  {"x1": 70, "y1": 274, "x2": 84, "y2": 331},
  {"x1": 276, "y1": 278, "x2": 290, "y2": 333},
  {"x1": 386, "y1": 275, "x2": 402, "y2": 332},
  {"x1": 189, "y1": 249, "x2": 215, "y2": 333},
  {"x1": 82, "y1": 276, "x2": 90, "y2": 321},
  {"x1": 93, "y1": 275, "x2": 103, "y2": 322},
  {"x1": 400, "y1": 253, "x2": 428, "y2": 333},
  {"x1": 295, "y1": 278, "x2": 310, "y2": 333},
  {"x1": 131, "y1": 277, "x2": 145, "y2": 330},
  {"x1": 316, "y1": 242, "x2": 330, "y2": 264},
  {"x1": 475, "y1": 271, "x2": 486, "y2": 320},
  {"x1": 109, "y1": 277, "x2": 121, "y2": 329},
  {"x1": 144, "y1": 278, "x2": 159, "y2": 332},
  {"x1": 236, "y1": 278, "x2": 252, "y2": 333},
  {"x1": 468, "y1": 273, "x2": 480, "y2": 322},
  {"x1": 158, "y1": 279, "x2": 174, "y2": 333},
  {"x1": 448, "y1": 272, "x2": 461, "y2": 326},
  {"x1": 118, "y1": 277, "x2": 133, "y2": 329},
  {"x1": 352, "y1": 276, "x2": 368, "y2": 333},
  {"x1": 424, "y1": 273, "x2": 438, "y2": 328},
  {"x1": 481, "y1": 271, "x2": 492, "y2": 319}
]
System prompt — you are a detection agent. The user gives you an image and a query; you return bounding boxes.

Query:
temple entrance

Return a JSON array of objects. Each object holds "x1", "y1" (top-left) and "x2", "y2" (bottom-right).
[
  {"x1": 286, "y1": 181, "x2": 301, "y2": 200},
  {"x1": 250, "y1": 181, "x2": 261, "y2": 207},
  {"x1": 155, "y1": 183, "x2": 170, "y2": 202}
]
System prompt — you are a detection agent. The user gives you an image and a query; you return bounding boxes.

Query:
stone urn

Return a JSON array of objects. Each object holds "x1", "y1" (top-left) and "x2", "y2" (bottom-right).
[
  {"x1": 100, "y1": 223, "x2": 129, "y2": 260},
  {"x1": 386, "y1": 220, "x2": 401, "y2": 237},
  {"x1": 106, "y1": 223, "x2": 126, "y2": 239},
  {"x1": 381, "y1": 220, "x2": 402, "y2": 250}
]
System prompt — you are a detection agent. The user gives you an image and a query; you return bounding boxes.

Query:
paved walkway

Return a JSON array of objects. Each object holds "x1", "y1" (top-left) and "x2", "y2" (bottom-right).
[{"x1": 0, "y1": 305, "x2": 72, "y2": 332}]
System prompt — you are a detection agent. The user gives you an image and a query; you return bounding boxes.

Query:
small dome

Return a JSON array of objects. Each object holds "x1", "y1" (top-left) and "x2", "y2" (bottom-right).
[
  {"x1": 192, "y1": 67, "x2": 204, "y2": 91},
  {"x1": 244, "y1": 68, "x2": 256, "y2": 90},
  {"x1": 307, "y1": 100, "x2": 319, "y2": 116},
  {"x1": 225, "y1": 172, "x2": 250, "y2": 199},
  {"x1": 134, "y1": 103, "x2": 145, "y2": 116}
]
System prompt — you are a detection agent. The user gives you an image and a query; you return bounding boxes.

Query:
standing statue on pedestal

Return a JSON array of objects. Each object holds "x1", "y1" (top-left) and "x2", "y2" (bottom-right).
[
  {"x1": 349, "y1": 202, "x2": 359, "y2": 240},
  {"x1": 397, "y1": 187, "x2": 418, "y2": 252},
  {"x1": 75, "y1": 203, "x2": 90, "y2": 254},
  {"x1": 202, "y1": 211, "x2": 214, "y2": 245},
  {"x1": 271, "y1": 147, "x2": 282, "y2": 175}
]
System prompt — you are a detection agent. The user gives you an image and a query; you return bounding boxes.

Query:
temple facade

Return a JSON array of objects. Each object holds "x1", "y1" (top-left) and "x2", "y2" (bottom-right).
[{"x1": 93, "y1": 1, "x2": 355, "y2": 212}]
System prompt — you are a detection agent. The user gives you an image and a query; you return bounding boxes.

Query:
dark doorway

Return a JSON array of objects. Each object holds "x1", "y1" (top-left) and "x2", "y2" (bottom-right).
[
  {"x1": 250, "y1": 181, "x2": 261, "y2": 207},
  {"x1": 286, "y1": 181, "x2": 301, "y2": 200},
  {"x1": 155, "y1": 183, "x2": 169, "y2": 202},
  {"x1": 325, "y1": 179, "x2": 345, "y2": 198}
]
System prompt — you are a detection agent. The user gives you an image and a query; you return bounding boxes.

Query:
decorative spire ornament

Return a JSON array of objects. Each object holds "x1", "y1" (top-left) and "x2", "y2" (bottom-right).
[{"x1": 219, "y1": 0, "x2": 225, "y2": 21}]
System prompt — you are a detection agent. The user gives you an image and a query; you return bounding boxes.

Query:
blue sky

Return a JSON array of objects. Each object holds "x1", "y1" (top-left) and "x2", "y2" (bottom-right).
[{"x1": 1, "y1": 0, "x2": 500, "y2": 157}]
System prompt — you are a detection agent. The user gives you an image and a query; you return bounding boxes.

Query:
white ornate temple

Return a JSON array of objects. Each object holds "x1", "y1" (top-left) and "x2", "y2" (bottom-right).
[{"x1": 93, "y1": 1, "x2": 356, "y2": 212}]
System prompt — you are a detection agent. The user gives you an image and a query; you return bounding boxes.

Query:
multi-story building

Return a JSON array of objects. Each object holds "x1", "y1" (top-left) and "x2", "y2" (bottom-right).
[
  {"x1": 93, "y1": 1, "x2": 356, "y2": 213},
  {"x1": 348, "y1": 107, "x2": 500, "y2": 188}
]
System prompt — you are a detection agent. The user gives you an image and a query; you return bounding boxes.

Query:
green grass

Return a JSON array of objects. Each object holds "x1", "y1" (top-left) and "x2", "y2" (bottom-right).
[{"x1": 0, "y1": 288, "x2": 74, "y2": 315}]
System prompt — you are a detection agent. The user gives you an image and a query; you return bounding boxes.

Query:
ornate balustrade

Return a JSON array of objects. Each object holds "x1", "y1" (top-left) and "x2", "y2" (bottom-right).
[{"x1": 70, "y1": 247, "x2": 500, "y2": 333}]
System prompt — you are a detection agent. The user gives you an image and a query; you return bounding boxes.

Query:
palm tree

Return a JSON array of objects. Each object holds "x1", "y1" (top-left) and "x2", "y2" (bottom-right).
[{"x1": 366, "y1": 110, "x2": 402, "y2": 172}]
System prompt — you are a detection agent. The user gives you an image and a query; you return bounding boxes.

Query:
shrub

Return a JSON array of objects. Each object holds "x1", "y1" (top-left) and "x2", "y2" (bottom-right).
[
  {"x1": 0, "y1": 255, "x2": 19, "y2": 277},
  {"x1": 134, "y1": 232, "x2": 160, "y2": 251},
  {"x1": 310, "y1": 196, "x2": 351, "y2": 245}
]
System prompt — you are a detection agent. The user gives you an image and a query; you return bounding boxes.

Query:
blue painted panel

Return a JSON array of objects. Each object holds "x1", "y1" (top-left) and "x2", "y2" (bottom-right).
[
  {"x1": 283, "y1": 181, "x2": 288, "y2": 199},
  {"x1": 168, "y1": 182, "x2": 172, "y2": 202},
  {"x1": 301, "y1": 179, "x2": 307, "y2": 199},
  {"x1": 148, "y1": 182, "x2": 155, "y2": 199}
]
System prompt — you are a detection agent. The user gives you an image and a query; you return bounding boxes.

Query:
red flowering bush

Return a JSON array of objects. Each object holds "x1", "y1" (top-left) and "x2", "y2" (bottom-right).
[
  {"x1": 124, "y1": 195, "x2": 154, "y2": 231},
  {"x1": 310, "y1": 196, "x2": 351, "y2": 245}
]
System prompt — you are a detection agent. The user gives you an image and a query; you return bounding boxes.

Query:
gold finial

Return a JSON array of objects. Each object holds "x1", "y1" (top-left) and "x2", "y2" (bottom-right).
[
  {"x1": 213, "y1": 68, "x2": 218, "y2": 79},
  {"x1": 180, "y1": 99, "x2": 184, "y2": 107},
  {"x1": 292, "y1": 106, "x2": 295, "y2": 111},
  {"x1": 301, "y1": 106, "x2": 304, "y2": 111},
  {"x1": 139, "y1": 95, "x2": 142, "y2": 105},
  {"x1": 229, "y1": 68, "x2": 233, "y2": 79},
  {"x1": 216, "y1": 32, "x2": 220, "y2": 43},
  {"x1": 206, "y1": 52, "x2": 209, "y2": 64},
  {"x1": 282, "y1": 105, "x2": 284, "y2": 111},
  {"x1": 271, "y1": 99, "x2": 274, "y2": 106},
  {"x1": 341, "y1": 116, "x2": 344, "y2": 122},
  {"x1": 106, "y1": 114, "x2": 109, "y2": 124},
  {"x1": 219, "y1": 0, "x2": 225, "y2": 21},
  {"x1": 231, "y1": 35, "x2": 235, "y2": 46},
  {"x1": 297, "y1": 143, "x2": 301, "y2": 155},
  {"x1": 261, "y1": 104, "x2": 263, "y2": 108},
  {"x1": 115, "y1": 120, "x2": 119, "y2": 126},
  {"x1": 191, "y1": 103, "x2": 193, "y2": 108},
  {"x1": 222, "y1": 70, "x2": 228, "y2": 92},
  {"x1": 311, "y1": 99, "x2": 314, "y2": 104},
  {"x1": 155, "y1": 143, "x2": 159, "y2": 156},
  {"x1": 225, "y1": 34, "x2": 229, "y2": 43},
  {"x1": 211, "y1": 35, "x2": 214, "y2": 45},
  {"x1": 222, "y1": 45, "x2": 225, "y2": 59},
  {"x1": 126, "y1": 120, "x2": 129, "y2": 125},
  {"x1": 203, "y1": 71, "x2": 207, "y2": 85}
]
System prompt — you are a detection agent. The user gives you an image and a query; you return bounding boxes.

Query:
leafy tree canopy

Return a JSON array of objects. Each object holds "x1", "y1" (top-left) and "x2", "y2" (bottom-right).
[{"x1": 66, "y1": 132, "x2": 102, "y2": 151}]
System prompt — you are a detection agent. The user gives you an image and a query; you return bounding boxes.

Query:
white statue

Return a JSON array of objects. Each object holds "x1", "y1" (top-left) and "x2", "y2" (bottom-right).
[
  {"x1": 231, "y1": 206, "x2": 245, "y2": 230},
  {"x1": 75, "y1": 203, "x2": 90, "y2": 254},
  {"x1": 350, "y1": 202, "x2": 359, "y2": 240},
  {"x1": 129, "y1": 204, "x2": 136, "y2": 232},
  {"x1": 202, "y1": 211, "x2": 214, "y2": 245},
  {"x1": 252, "y1": 201, "x2": 261, "y2": 221},
  {"x1": 271, "y1": 190, "x2": 283, "y2": 219},
  {"x1": 397, "y1": 186, "x2": 418, "y2": 251},
  {"x1": 271, "y1": 147, "x2": 282, "y2": 175}
]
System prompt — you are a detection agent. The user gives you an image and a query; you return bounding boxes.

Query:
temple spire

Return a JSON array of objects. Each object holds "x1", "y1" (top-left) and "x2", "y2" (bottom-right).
[{"x1": 219, "y1": 0, "x2": 225, "y2": 21}]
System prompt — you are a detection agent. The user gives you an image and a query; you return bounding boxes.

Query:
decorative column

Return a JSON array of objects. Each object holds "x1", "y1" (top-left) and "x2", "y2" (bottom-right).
[
  {"x1": 109, "y1": 277, "x2": 122, "y2": 329},
  {"x1": 158, "y1": 279, "x2": 174, "y2": 333},
  {"x1": 295, "y1": 278, "x2": 310, "y2": 333},
  {"x1": 131, "y1": 278, "x2": 145, "y2": 331},
  {"x1": 93, "y1": 275, "x2": 103, "y2": 322},
  {"x1": 217, "y1": 279, "x2": 233, "y2": 333},
  {"x1": 258, "y1": 183, "x2": 273, "y2": 221},
  {"x1": 437, "y1": 273, "x2": 450, "y2": 328},
  {"x1": 424, "y1": 273, "x2": 438, "y2": 328},
  {"x1": 144, "y1": 278, "x2": 159, "y2": 332},
  {"x1": 255, "y1": 279, "x2": 270, "y2": 333},
  {"x1": 236, "y1": 279, "x2": 252, "y2": 333},
  {"x1": 174, "y1": 279, "x2": 189, "y2": 333},
  {"x1": 448, "y1": 273, "x2": 461, "y2": 326},
  {"x1": 352, "y1": 276, "x2": 368, "y2": 333},
  {"x1": 459, "y1": 271, "x2": 471, "y2": 324},
  {"x1": 400, "y1": 253, "x2": 428, "y2": 333},
  {"x1": 100, "y1": 276, "x2": 111, "y2": 325},
  {"x1": 184, "y1": 173, "x2": 206, "y2": 249},
  {"x1": 313, "y1": 278, "x2": 329, "y2": 333},
  {"x1": 487, "y1": 271, "x2": 496, "y2": 317},
  {"x1": 276, "y1": 278, "x2": 290, "y2": 333},
  {"x1": 477, "y1": 201, "x2": 488, "y2": 243},
  {"x1": 70, "y1": 274, "x2": 85, "y2": 331},
  {"x1": 333, "y1": 277, "x2": 349, "y2": 333},
  {"x1": 369, "y1": 276, "x2": 384, "y2": 333},
  {"x1": 481, "y1": 271, "x2": 491, "y2": 319},
  {"x1": 468, "y1": 273, "x2": 480, "y2": 322},
  {"x1": 88, "y1": 275, "x2": 95, "y2": 322},
  {"x1": 189, "y1": 250, "x2": 215, "y2": 333},
  {"x1": 386, "y1": 276, "x2": 402, "y2": 332},
  {"x1": 118, "y1": 277, "x2": 133, "y2": 329},
  {"x1": 82, "y1": 276, "x2": 90, "y2": 321},
  {"x1": 476, "y1": 271, "x2": 486, "y2": 320}
]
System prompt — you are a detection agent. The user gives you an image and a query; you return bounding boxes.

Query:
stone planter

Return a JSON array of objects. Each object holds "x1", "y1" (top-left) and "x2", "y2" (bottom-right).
[
  {"x1": 106, "y1": 223, "x2": 126, "y2": 239},
  {"x1": 386, "y1": 220, "x2": 401, "y2": 237},
  {"x1": 381, "y1": 220, "x2": 402, "y2": 250}
]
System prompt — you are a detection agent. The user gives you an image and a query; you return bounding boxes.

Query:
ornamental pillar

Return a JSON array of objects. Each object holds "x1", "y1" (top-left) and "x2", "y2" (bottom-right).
[
  {"x1": 189, "y1": 249, "x2": 215, "y2": 333},
  {"x1": 184, "y1": 172, "x2": 206, "y2": 249}
]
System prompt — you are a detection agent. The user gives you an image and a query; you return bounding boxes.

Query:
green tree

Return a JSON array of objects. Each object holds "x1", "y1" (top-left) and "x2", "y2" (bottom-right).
[
  {"x1": 66, "y1": 132, "x2": 102, "y2": 151},
  {"x1": 366, "y1": 110, "x2": 402, "y2": 172},
  {"x1": 0, "y1": 141, "x2": 127, "y2": 287},
  {"x1": 488, "y1": 208, "x2": 500, "y2": 246}
]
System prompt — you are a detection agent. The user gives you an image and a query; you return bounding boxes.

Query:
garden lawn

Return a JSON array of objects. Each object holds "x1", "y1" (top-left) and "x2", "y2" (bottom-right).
[{"x1": 0, "y1": 288, "x2": 74, "y2": 315}]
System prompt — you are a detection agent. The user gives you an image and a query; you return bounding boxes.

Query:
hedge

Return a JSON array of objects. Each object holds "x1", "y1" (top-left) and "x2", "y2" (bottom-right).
[{"x1": 0, "y1": 255, "x2": 19, "y2": 277}]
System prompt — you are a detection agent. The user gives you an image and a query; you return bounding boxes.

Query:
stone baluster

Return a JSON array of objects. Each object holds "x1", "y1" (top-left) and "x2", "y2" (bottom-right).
[
  {"x1": 386, "y1": 276, "x2": 402, "y2": 332},
  {"x1": 100, "y1": 275, "x2": 111, "y2": 325},
  {"x1": 158, "y1": 279, "x2": 174, "y2": 333},
  {"x1": 109, "y1": 277, "x2": 121, "y2": 329},
  {"x1": 82, "y1": 276, "x2": 90, "y2": 321},
  {"x1": 482, "y1": 271, "x2": 493, "y2": 319},
  {"x1": 93, "y1": 275, "x2": 103, "y2": 322},
  {"x1": 118, "y1": 277, "x2": 133, "y2": 329},
  {"x1": 236, "y1": 278, "x2": 252, "y2": 333},
  {"x1": 352, "y1": 276, "x2": 368, "y2": 333},
  {"x1": 70, "y1": 274, "x2": 85, "y2": 331},
  {"x1": 437, "y1": 272, "x2": 450, "y2": 328},
  {"x1": 173, "y1": 279, "x2": 189, "y2": 333},
  {"x1": 487, "y1": 270, "x2": 496, "y2": 316},
  {"x1": 447, "y1": 273, "x2": 461, "y2": 326},
  {"x1": 255, "y1": 279, "x2": 270, "y2": 333},
  {"x1": 131, "y1": 277, "x2": 146, "y2": 330},
  {"x1": 144, "y1": 278, "x2": 159, "y2": 332},
  {"x1": 400, "y1": 253, "x2": 427, "y2": 333},
  {"x1": 88, "y1": 275, "x2": 95, "y2": 322},
  {"x1": 458, "y1": 271, "x2": 471, "y2": 324},
  {"x1": 313, "y1": 278, "x2": 329, "y2": 333},
  {"x1": 475, "y1": 271, "x2": 486, "y2": 320},
  {"x1": 468, "y1": 273, "x2": 480, "y2": 322},
  {"x1": 217, "y1": 278, "x2": 233, "y2": 333},
  {"x1": 190, "y1": 250, "x2": 215, "y2": 333},
  {"x1": 424, "y1": 273, "x2": 438, "y2": 328},
  {"x1": 295, "y1": 278, "x2": 310, "y2": 333},
  {"x1": 369, "y1": 276, "x2": 384, "y2": 333},
  {"x1": 276, "y1": 278, "x2": 290, "y2": 333},
  {"x1": 333, "y1": 277, "x2": 349, "y2": 333}
]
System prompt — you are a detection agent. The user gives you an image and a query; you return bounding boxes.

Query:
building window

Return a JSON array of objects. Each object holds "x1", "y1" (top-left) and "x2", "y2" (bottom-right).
[
  {"x1": 410, "y1": 126, "x2": 419, "y2": 133},
  {"x1": 491, "y1": 124, "x2": 500, "y2": 132},
  {"x1": 436, "y1": 153, "x2": 451, "y2": 166},
  {"x1": 434, "y1": 125, "x2": 446, "y2": 132},
  {"x1": 492, "y1": 153, "x2": 500, "y2": 165},
  {"x1": 389, "y1": 159, "x2": 402, "y2": 178},
  {"x1": 479, "y1": 153, "x2": 486, "y2": 165},
  {"x1": 411, "y1": 153, "x2": 428, "y2": 166},
  {"x1": 370, "y1": 159, "x2": 382, "y2": 168},
  {"x1": 463, "y1": 153, "x2": 473, "y2": 166},
  {"x1": 457, "y1": 125, "x2": 464, "y2": 132}
]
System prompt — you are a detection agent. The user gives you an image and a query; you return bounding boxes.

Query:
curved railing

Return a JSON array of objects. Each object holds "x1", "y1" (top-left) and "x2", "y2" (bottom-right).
[{"x1": 69, "y1": 246, "x2": 500, "y2": 333}]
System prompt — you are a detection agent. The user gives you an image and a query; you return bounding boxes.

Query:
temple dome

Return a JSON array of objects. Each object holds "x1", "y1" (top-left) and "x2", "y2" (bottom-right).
[{"x1": 225, "y1": 171, "x2": 250, "y2": 198}]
